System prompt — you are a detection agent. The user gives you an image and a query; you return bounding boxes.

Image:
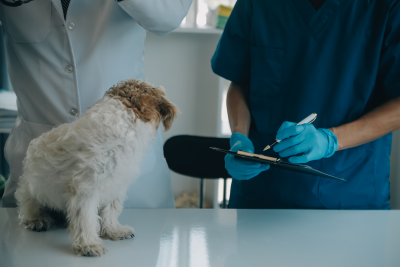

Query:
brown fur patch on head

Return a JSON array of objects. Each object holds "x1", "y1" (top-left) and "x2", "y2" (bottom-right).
[{"x1": 105, "y1": 79, "x2": 179, "y2": 131}]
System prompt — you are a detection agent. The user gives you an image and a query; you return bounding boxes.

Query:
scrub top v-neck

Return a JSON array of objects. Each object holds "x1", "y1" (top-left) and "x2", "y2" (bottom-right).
[
  {"x1": 211, "y1": 0, "x2": 400, "y2": 209},
  {"x1": 308, "y1": 0, "x2": 325, "y2": 11}
]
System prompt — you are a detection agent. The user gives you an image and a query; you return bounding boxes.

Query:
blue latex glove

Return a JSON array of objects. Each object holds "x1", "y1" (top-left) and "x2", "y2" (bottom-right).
[
  {"x1": 225, "y1": 133, "x2": 270, "y2": 180},
  {"x1": 273, "y1": 122, "x2": 338, "y2": 164}
]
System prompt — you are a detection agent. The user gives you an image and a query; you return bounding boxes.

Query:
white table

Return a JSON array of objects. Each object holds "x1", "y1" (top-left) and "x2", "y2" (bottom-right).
[{"x1": 0, "y1": 208, "x2": 399, "y2": 267}]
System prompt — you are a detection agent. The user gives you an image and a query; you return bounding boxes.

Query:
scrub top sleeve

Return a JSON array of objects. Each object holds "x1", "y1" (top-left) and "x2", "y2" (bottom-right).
[
  {"x1": 117, "y1": 0, "x2": 192, "y2": 36},
  {"x1": 211, "y1": 0, "x2": 252, "y2": 85},
  {"x1": 376, "y1": 0, "x2": 400, "y2": 100}
]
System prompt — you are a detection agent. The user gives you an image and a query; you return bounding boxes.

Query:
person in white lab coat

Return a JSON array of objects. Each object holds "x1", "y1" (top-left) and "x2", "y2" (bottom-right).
[{"x1": 0, "y1": 0, "x2": 192, "y2": 208}]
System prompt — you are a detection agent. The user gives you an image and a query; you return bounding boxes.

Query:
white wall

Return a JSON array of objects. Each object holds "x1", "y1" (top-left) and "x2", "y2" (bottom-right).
[{"x1": 144, "y1": 32, "x2": 222, "y2": 206}]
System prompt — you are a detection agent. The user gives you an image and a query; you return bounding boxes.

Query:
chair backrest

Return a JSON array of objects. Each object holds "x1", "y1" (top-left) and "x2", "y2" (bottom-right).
[{"x1": 164, "y1": 135, "x2": 231, "y2": 179}]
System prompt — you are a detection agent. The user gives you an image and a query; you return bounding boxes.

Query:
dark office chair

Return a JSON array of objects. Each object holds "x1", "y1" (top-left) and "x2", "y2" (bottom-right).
[{"x1": 164, "y1": 135, "x2": 231, "y2": 208}]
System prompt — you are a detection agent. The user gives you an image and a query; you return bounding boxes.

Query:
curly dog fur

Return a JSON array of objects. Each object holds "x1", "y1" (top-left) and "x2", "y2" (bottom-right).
[{"x1": 15, "y1": 79, "x2": 178, "y2": 256}]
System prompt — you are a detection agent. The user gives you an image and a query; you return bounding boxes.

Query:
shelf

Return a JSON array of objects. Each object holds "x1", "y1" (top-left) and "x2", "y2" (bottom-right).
[
  {"x1": 173, "y1": 24, "x2": 223, "y2": 34},
  {"x1": 0, "y1": 128, "x2": 12, "y2": 134}
]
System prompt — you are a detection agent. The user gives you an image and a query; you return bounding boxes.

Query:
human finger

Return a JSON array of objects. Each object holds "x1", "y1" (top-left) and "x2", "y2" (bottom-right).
[
  {"x1": 277, "y1": 121, "x2": 297, "y2": 132},
  {"x1": 288, "y1": 153, "x2": 311, "y2": 164},
  {"x1": 276, "y1": 124, "x2": 306, "y2": 141},
  {"x1": 278, "y1": 141, "x2": 310, "y2": 158},
  {"x1": 274, "y1": 133, "x2": 307, "y2": 153}
]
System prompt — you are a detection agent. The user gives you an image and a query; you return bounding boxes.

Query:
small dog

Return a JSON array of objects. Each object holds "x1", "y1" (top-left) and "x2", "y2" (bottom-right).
[{"x1": 15, "y1": 79, "x2": 178, "y2": 256}]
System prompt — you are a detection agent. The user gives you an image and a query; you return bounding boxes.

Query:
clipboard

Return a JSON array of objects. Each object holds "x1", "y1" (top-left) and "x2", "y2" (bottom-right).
[{"x1": 210, "y1": 147, "x2": 345, "y2": 181}]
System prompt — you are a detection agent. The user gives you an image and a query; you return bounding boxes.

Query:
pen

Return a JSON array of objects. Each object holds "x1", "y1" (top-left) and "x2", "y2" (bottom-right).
[{"x1": 263, "y1": 113, "x2": 317, "y2": 151}]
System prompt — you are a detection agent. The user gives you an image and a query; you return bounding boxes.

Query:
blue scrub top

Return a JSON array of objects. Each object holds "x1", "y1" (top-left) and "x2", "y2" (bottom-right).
[{"x1": 212, "y1": 0, "x2": 400, "y2": 209}]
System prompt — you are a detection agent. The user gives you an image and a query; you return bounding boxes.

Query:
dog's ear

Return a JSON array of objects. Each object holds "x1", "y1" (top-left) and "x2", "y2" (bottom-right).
[{"x1": 159, "y1": 96, "x2": 179, "y2": 131}]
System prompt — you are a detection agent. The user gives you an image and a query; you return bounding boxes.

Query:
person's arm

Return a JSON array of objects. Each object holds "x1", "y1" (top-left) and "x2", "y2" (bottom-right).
[
  {"x1": 225, "y1": 82, "x2": 270, "y2": 180},
  {"x1": 211, "y1": 0, "x2": 269, "y2": 180},
  {"x1": 227, "y1": 82, "x2": 251, "y2": 136},
  {"x1": 274, "y1": 97, "x2": 400, "y2": 163},
  {"x1": 331, "y1": 1, "x2": 400, "y2": 150},
  {"x1": 117, "y1": 0, "x2": 192, "y2": 36},
  {"x1": 331, "y1": 96, "x2": 400, "y2": 151}
]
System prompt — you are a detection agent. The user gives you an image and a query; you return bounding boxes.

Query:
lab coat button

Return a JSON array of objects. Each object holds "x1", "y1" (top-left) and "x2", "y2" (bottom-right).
[
  {"x1": 65, "y1": 65, "x2": 74, "y2": 73},
  {"x1": 68, "y1": 22, "x2": 75, "y2": 30},
  {"x1": 70, "y1": 108, "x2": 78, "y2": 116}
]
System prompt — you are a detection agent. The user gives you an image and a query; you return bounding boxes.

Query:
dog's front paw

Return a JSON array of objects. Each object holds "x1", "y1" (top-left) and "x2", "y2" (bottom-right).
[
  {"x1": 23, "y1": 218, "x2": 52, "y2": 232},
  {"x1": 73, "y1": 243, "x2": 107, "y2": 257},
  {"x1": 102, "y1": 225, "x2": 135, "y2": 241}
]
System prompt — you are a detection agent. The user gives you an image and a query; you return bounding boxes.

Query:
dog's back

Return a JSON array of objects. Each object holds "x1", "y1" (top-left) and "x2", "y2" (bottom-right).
[{"x1": 18, "y1": 96, "x2": 154, "y2": 211}]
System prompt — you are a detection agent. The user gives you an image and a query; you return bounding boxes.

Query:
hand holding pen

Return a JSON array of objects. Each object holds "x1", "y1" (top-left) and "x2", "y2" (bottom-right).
[
  {"x1": 263, "y1": 113, "x2": 318, "y2": 151},
  {"x1": 265, "y1": 113, "x2": 339, "y2": 164}
]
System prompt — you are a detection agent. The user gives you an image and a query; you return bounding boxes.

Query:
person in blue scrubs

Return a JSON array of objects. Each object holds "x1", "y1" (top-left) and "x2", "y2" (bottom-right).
[{"x1": 211, "y1": 0, "x2": 400, "y2": 209}]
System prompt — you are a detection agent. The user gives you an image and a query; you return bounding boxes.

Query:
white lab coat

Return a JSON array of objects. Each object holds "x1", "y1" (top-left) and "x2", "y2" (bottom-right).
[{"x1": 0, "y1": 0, "x2": 191, "y2": 208}]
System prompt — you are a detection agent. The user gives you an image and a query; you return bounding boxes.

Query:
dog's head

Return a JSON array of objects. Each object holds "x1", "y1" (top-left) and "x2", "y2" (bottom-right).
[{"x1": 104, "y1": 79, "x2": 178, "y2": 131}]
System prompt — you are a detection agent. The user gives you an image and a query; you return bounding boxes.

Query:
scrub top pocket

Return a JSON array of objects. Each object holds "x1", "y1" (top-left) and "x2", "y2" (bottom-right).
[
  {"x1": 319, "y1": 144, "x2": 376, "y2": 209},
  {"x1": 250, "y1": 46, "x2": 284, "y2": 97},
  {"x1": 3, "y1": 0, "x2": 51, "y2": 43}
]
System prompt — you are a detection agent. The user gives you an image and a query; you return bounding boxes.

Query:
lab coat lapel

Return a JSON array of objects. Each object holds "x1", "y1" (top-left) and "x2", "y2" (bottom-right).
[
  {"x1": 50, "y1": 0, "x2": 63, "y2": 19},
  {"x1": 291, "y1": 0, "x2": 344, "y2": 37}
]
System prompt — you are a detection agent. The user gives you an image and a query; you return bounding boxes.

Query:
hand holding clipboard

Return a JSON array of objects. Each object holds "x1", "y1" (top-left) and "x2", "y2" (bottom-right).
[{"x1": 210, "y1": 147, "x2": 345, "y2": 181}]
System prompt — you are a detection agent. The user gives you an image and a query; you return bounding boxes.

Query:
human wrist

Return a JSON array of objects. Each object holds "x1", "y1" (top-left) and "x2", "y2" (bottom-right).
[
  {"x1": 231, "y1": 125, "x2": 249, "y2": 137},
  {"x1": 320, "y1": 129, "x2": 338, "y2": 158}
]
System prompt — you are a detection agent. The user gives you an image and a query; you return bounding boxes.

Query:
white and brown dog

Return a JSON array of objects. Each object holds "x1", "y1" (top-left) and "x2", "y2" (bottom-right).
[{"x1": 14, "y1": 79, "x2": 178, "y2": 256}]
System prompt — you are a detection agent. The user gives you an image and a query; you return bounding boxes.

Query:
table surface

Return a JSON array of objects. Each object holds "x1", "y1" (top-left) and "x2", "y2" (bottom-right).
[{"x1": 0, "y1": 208, "x2": 399, "y2": 267}]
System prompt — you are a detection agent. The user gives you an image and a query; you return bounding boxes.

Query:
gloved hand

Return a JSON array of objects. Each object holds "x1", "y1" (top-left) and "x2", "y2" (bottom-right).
[
  {"x1": 273, "y1": 122, "x2": 338, "y2": 164},
  {"x1": 225, "y1": 133, "x2": 270, "y2": 180}
]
